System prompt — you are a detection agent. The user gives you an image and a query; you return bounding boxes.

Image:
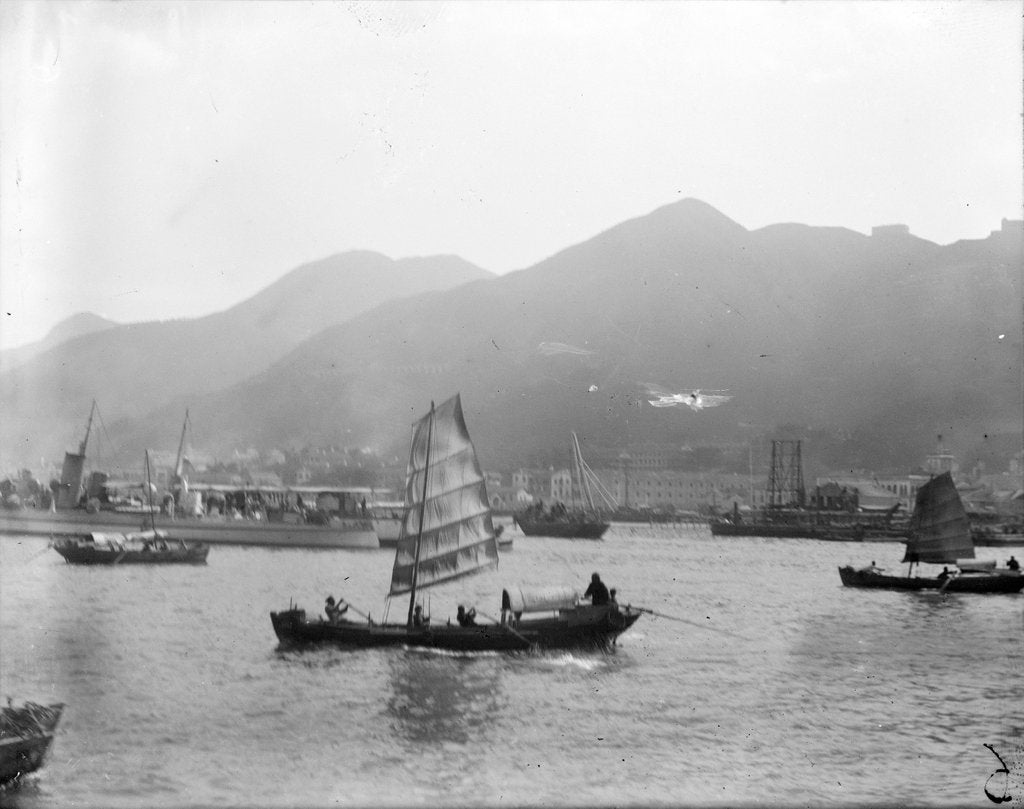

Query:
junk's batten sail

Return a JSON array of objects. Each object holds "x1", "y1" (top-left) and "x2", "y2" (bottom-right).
[
  {"x1": 388, "y1": 395, "x2": 498, "y2": 597},
  {"x1": 901, "y1": 472, "x2": 974, "y2": 564}
]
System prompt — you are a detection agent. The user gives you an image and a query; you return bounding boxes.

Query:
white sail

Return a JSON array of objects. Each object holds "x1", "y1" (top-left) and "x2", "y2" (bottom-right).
[{"x1": 389, "y1": 395, "x2": 498, "y2": 597}]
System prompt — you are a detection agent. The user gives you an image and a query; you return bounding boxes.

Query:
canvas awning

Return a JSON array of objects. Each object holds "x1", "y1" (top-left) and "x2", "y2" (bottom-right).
[{"x1": 501, "y1": 585, "x2": 579, "y2": 614}]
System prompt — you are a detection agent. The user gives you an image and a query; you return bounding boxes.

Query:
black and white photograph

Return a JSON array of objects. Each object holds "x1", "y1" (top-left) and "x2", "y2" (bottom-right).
[{"x1": 1, "y1": 1, "x2": 1021, "y2": 806}]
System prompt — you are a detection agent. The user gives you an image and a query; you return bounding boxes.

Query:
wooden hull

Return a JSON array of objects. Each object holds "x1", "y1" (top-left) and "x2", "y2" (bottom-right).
[
  {"x1": 0, "y1": 507, "x2": 378, "y2": 550},
  {"x1": 270, "y1": 604, "x2": 640, "y2": 652},
  {"x1": 838, "y1": 565, "x2": 1024, "y2": 593},
  {"x1": 513, "y1": 515, "x2": 609, "y2": 539},
  {"x1": 712, "y1": 521, "x2": 851, "y2": 539},
  {"x1": 53, "y1": 539, "x2": 209, "y2": 565},
  {"x1": 711, "y1": 520, "x2": 906, "y2": 541},
  {"x1": 0, "y1": 703, "x2": 63, "y2": 786}
]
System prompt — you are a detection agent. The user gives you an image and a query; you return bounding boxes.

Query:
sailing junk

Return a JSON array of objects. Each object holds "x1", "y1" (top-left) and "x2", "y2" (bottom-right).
[
  {"x1": 837, "y1": 472, "x2": 1024, "y2": 593},
  {"x1": 389, "y1": 394, "x2": 499, "y2": 621},
  {"x1": 270, "y1": 394, "x2": 640, "y2": 651}
]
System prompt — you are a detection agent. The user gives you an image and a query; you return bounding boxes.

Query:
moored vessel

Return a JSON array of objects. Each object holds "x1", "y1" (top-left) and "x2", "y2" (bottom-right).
[
  {"x1": 0, "y1": 405, "x2": 378, "y2": 550},
  {"x1": 52, "y1": 529, "x2": 209, "y2": 565},
  {"x1": 513, "y1": 432, "x2": 612, "y2": 539}
]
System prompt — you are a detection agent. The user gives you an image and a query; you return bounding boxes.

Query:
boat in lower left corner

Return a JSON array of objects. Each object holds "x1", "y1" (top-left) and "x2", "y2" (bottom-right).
[{"x1": 0, "y1": 701, "x2": 64, "y2": 788}]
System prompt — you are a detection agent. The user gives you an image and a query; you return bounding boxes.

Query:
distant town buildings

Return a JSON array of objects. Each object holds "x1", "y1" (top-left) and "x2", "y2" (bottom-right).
[
  {"x1": 991, "y1": 218, "x2": 1023, "y2": 238},
  {"x1": 5, "y1": 425, "x2": 1021, "y2": 521},
  {"x1": 925, "y1": 436, "x2": 958, "y2": 476}
]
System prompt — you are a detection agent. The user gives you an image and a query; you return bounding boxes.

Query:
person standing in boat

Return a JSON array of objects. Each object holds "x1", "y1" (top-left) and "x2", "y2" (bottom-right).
[
  {"x1": 325, "y1": 596, "x2": 348, "y2": 623},
  {"x1": 1007, "y1": 556, "x2": 1020, "y2": 571},
  {"x1": 584, "y1": 573, "x2": 610, "y2": 606}
]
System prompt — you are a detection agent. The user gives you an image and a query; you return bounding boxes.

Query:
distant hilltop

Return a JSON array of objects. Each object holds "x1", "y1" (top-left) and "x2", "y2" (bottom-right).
[{"x1": 870, "y1": 218, "x2": 1023, "y2": 239}]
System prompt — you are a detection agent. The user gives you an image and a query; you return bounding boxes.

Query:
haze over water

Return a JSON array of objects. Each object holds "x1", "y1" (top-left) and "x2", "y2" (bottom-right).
[{"x1": 2, "y1": 527, "x2": 1022, "y2": 807}]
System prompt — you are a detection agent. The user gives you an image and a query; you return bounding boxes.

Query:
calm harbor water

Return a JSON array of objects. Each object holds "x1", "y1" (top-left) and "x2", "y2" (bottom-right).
[{"x1": 1, "y1": 526, "x2": 1022, "y2": 808}]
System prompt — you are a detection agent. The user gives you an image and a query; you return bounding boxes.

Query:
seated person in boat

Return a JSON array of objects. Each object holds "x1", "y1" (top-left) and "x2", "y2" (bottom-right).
[
  {"x1": 859, "y1": 560, "x2": 883, "y2": 573},
  {"x1": 584, "y1": 572, "x2": 610, "y2": 606},
  {"x1": 456, "y1": 605, "x2": 477, "y2": 627},
  {"x1": 1008, "y1": 556, "x2": 1020, "y2": 571},
  {"x1": 413, "y1": 604, "x2": 429, "y2": 627},
  {"x1": 937, "y1": 567, "x2": 951, "y2": 581},
  {"x1": 324, "y1": 596, "x2": 349, "y2": 623}
]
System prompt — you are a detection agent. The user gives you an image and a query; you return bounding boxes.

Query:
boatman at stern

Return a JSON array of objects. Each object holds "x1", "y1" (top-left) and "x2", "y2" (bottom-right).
[{"x1": 584, "y1": 573, "x2": 610, "y2": 606}]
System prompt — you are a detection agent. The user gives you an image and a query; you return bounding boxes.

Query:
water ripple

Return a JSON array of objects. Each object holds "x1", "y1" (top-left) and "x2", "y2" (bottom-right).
[{"x1": 2, "y1": 533, "x2": 1021, "y2": 807}]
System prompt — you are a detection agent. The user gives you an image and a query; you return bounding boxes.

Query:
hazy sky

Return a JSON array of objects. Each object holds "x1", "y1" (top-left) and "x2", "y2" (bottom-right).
[{"x1": 1, "y1": 0, "x2": 1021, "y2": 350}]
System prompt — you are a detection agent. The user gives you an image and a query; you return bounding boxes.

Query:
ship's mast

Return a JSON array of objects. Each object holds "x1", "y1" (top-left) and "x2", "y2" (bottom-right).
[
  {"x1": 407, "y1": 402, "x2": 435, "y2": 627},
  {"x1": 79, "y1": 400, "x2": 97, "y2": 455},
  {"x1": 173, "y1": 410, "x2": 190, "y2": 481}
]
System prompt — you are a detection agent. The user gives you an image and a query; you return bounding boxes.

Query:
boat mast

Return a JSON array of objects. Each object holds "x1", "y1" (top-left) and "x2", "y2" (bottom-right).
[
  {"x1": 144, "y1": 450, "x2": 157, "y2": 529},
  {"x1": 80, "y1": 400, "x2": 97, "y2": 455},
  {"x1": 572, "y1": 433, "x2": 596, "y2": 512},
  {"x1": 173, "y1": 410, "x2": 190, "y2": 482},
  {"x1": 748, "y1": 444, "x2": 754, "y2": 509},
  {"x1": 407, "y1": 402, "x2": 436, "y2": 627}
]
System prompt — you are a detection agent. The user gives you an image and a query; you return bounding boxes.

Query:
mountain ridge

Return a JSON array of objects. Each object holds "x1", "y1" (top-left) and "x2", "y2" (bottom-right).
[
  {"x1": 1, "y1": 199, "x2": 1020, "y2": 477},
  {"x1": 0, "y1": 252, "x2": 493, "y2": 464}
]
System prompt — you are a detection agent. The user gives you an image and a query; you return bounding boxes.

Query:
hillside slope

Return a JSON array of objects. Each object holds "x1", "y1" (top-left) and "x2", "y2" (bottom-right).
[
  {"x1": 137, "y1": 199, "x2": 1021, "y2": 474},
  {"x1": 0, "y1": 252, "x2": 491, "y2": 464}
]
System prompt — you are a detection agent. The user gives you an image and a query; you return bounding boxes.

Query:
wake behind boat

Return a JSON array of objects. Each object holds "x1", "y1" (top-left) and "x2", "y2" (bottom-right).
[
  {"x1": 271, "y1": 395, "x2": 640, "y2": 652},
  {"x1": 838, "y1": 472, "x2": 1024, "y2": 594}
]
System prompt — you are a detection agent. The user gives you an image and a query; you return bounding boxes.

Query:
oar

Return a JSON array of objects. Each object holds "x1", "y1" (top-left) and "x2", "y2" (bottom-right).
[
  {"x1": 938, "y1": 571, "x2": 959, "y2": 594},
  {"x1": 339, "y1": 601, "x2": 375, "y2": 625},
  {"x1": 478, "y1": 610, "x2": 534, "y2": 648},
  {"x1": 632, "y1": 606, "x2": 750, "y2": 640}
]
